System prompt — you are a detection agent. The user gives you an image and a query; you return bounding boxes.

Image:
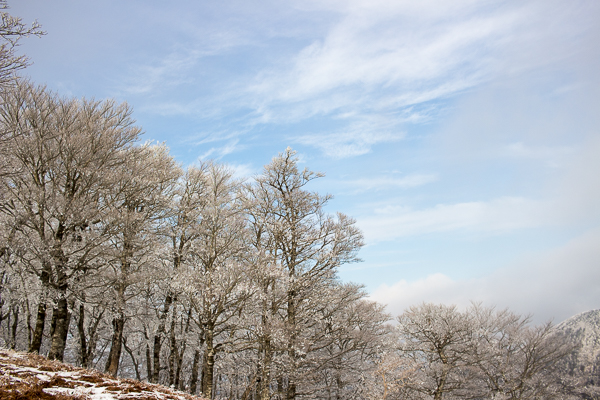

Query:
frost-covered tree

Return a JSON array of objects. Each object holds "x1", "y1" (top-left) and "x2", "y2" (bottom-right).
[
  {"x1": 0, "y1": 81, "x2": 141, "y2": 361},
  {"x1": 246, "y1": 148, "x2": 364, "y2": 400},
  {"x1": 101, "y1": 144, "x2": 180, "y2": 376},
  {"x1": 397, "y1": 303, "x2": 573, "y2": 400},
  {"x1": 466, "y1": 304, "x2": 573, "y2": 400},
  {"x1": 310, "y1": 286, "x2": 393, "y2": 400},
  {"x1": 0, "y1": 1, "x2": 44, "y2": 88},
  {"x1": 183, "y1": 161, "x2": 251, "y2": 398},
  {"x1": 397, "y1": 303, "x2": 475, "y2": 400},
  {"x1": 149, "y1": 164, "x2": 211, "y2": 385}
]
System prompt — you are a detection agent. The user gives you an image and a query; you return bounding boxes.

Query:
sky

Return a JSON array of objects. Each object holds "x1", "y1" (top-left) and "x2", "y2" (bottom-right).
[{"x1": 11, "y1": 0, "x2": 600, "y2": 324}]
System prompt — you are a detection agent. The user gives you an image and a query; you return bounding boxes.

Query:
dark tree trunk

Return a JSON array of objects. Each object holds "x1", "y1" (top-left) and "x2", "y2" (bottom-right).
[
  {"x1": 175, "y1": 339, "x2": 187, "y2": 390},
  {"x1": 49, "y1": 305, "x2": 57, "y2": 339},
  {"x1": 48, "y1": 248, "x2": 72, "y2": 362},
  {"x1": 190, "y1": 349, "x2": 200, "y2": 395},
  {"x1": 287, "y1": 382, "x2": 296, "y2": 400},
  {"x1": 77, "y1": 303, "x2": 88, "y2": 367},
  {"x1": 29, "y1": 271, "x2": 50, "y2": 354},
  {"x1": 175, "y1": 306, "x2": 192, "y2": 390},
  {"x1": 29, "y1": 300, "x2": 46, "y2": 353},
  {"x1": 202, "y1": 327, "x2": 215, "y2": 399},
  {"x1": 10, "y1": 304, "x2": 19, "y2": 350},
  {"x1": 123, "y1": 337, "x2": 141, "y2": 381},
  {"x1": 277, "y1": 375, "x2": 284, "y2": 399},
  {"x1": 168, "y1": 315, "x2": 177, "y2": 386},
  {"x1": 146, "y1": 341, "x2": 153, "y2": 382},
  {"x1": 78, "y1": 305, "x2": 104, "y2": 369},
  {"x1": 144, "y1": 325, "x2": 152, "y2": 381},
  {"x1": 47, "y1": 292, "x2": 69, "y2": 361},
  {"x1": 105, "y1": 315, "x2": 125, "y2": 376},
  {"x1": 286, "y1": 287, "x2": 297, "y2": 400},
  {"x1": 152, "y1": 293, "x2": 173, "y2": 383},
  {"x1": 25, "y1": 298, "x2": 33, "y2": 349},
  {"x1": 260, "y1": 338, "x2": 273, "y2": 400}
]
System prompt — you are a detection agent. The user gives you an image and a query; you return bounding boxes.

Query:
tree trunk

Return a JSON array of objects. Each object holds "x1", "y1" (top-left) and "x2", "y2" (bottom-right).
[
  {"x1": 29, "y1": 272, "x2": 49, "y2": 354},
  {"x1": 175, "y1": 339, "x2": 187, "y2": 390},
  {"x1": 175, "y1": 306, "x2": 192, "y2": 390},
  {"x1": 77, "y1": 303, "x2": 88, "y2": 368},
  {"x1": 277, "y1": 375, "x2": 284, "y2": 399},
  {"x1": 48, "y1": 249, "x2": 71, "y2": 362},
  {"x1": 152, "y1": 293, "x2": 173, "y2": 383},
  {"x1": 146, "y1": 342, "x2": 153, "y2": 381},
  {"x1": 144, "y1": 326, "x2": 153, "y2": 381},
  {"x1": 105, "y1": 315, "x2": 125, "y2": 376},
  {"x1": 260, "y1": 337, "x2": 272, "y2": 400},
  {"x1": 286, "y1": 286, "x2": 297, "y2": 400},
  {"x1": 202, "y1": 327, "x2": 215, "y2": 399},
  {"x1": 336, "y1": 372, "x2": 343, "y2": 400},
  {"x1": 433, "y1": 351, "x2": 449, "y2": 400},
  {"x1": 190, "y1": 349, "x2": 201, "y2": 395},
  {"x1": 47, "y1": 291, "x2": 69, "y2": 361},
  {"x1": 123, "y1": 337, "x2": 141, "y2": 381},
  {"x1": 168, "y1": 314, "x2": 177, "y2": 386},
  {"x1": 9, "y1": 304, "x2": 19, "y2": 350}
]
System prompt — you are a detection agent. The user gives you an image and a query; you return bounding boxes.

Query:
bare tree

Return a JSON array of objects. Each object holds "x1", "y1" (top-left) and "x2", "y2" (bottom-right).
[
  {"x1": 467, "y1": 304, "x2": 573, "y2": 400},
  {"x1": 182, "y1": 161, "x2": 251, "y2": 399},
  {"x1": 397, "y1": 303, "x2": 476, "y2": 400},
  {"x1": 247, "y1": 148, "x2": 364, "y2": 400},
  {"x1": 397, "y1": 303, "x2": 574, "y2": 400},
  {"x1": 102, "y1": 144, "x2": 180, "y2": 376},
  {"x1": 150, "y1": 164, "x2": 211, "y2": 386},
  {"x1": 311, "y1": 287, "x2": 394, "y2": 400},
  {"x1": 0, "y1": 1, "x2": 43, "y2": 88},
  {"x1": 0, "y1": 81, "x2": 141, "y2": 360}
]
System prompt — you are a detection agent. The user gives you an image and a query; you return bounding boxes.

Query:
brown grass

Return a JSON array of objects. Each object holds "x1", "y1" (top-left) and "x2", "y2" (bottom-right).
[
  {"x1": 0, "y1": 348, "x2": 206, "y2": 400},
  {"x1": 0, "y1": 377, "x2": 90, "y2": 400}
]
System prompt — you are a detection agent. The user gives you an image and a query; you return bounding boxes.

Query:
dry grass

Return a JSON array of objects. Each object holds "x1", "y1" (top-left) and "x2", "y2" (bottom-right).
[{"x1": 0, "y1": 348, "x2": 206, "y2": 400}]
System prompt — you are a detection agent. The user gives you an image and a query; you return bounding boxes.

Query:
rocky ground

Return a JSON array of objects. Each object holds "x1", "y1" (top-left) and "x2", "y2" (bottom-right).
[{"x1": 0, "y1": 348, "x2": 205, "y2": 400}]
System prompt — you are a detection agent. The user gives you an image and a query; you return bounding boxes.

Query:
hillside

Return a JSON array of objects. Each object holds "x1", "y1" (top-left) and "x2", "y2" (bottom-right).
[
  {"x1": 555, "y1": 309, "x2": 600, "y2": 398},
  {"x1": 557, "y1": 309, "x2": 600, "y2": 368},
  {"x1": 0, "y1": 348, "x2": 205, "y2": 400}
]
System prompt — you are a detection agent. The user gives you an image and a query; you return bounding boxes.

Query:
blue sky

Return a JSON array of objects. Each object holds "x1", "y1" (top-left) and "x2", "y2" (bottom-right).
[{"x1": 12, "y1": 0, "x2": 600, "y2": 323}]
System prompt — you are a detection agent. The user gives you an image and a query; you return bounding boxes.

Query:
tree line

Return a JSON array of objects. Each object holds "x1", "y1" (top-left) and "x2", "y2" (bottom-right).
[{"x1": 0, "y1": 3, "x2": 587, "y2": 400}]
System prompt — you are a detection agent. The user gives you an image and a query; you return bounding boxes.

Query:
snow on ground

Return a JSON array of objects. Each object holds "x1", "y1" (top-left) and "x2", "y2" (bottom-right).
[{"x1": 0, "y1": 348, "x2": 206, "y2": 400}]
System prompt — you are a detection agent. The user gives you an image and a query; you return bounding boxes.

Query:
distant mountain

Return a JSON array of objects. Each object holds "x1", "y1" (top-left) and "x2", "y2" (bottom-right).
[
  {"x1": 555, "y1": 309, "x2": 600, "y2": 399},
  {"x1": 557, "y1": 310, "x2": 600, "y2": 367}
]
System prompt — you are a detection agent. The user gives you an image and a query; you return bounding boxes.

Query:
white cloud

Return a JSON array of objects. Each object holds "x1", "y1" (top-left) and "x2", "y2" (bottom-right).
[
  {"x1": 240, "y1": 0, "x2": 599, "y2": 157},
  {"x1": 290, "y1": 113, "x2": 406, "y2": 158},
  {"x1": 119, "y1": 48, "x2": 206, "y2": 96},
  {"x1": 253, "y1": 0, "x2": 521, "y2": 102},
  {"x1": 358, "y1": 197, "x2": 553, "y2": 243},
  {"x1": 197, "y1": 139, "x2": 241, "y2": 160},
  {"x1": 228, "y1": 163, "x2": 256, "y2": 181},
  {"x1": 370, "y1": 228, "x2": 600, "y2": 324},
  {"x1": 343, "y1": 174, "x2": 438, "y2": 192},
  {"x1": 294, "y1": 130, "x2": 403, "y2": 158}
]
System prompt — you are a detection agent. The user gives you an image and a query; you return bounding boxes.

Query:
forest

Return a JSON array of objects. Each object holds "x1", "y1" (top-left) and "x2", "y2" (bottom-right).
[{"x1": 0, "y1": 3, "x2": 594, "y2": 400}]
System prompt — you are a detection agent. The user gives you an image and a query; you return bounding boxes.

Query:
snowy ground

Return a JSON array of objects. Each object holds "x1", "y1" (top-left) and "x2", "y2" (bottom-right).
[{"x1": 0, "y1": 348, "x2": 205, "y2": 400}]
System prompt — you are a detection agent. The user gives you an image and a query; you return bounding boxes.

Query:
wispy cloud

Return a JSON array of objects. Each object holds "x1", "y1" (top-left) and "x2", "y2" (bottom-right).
[
  {"x1": 343, "y1": 174, "x2": 438, "y2": 192},
  {"x1": 120, "y1": 50, "x2": 202, "y2": 96},
  {"x1": 197, "y1": 139, "x2": 241, "y2": 160},
  {"x1": 251, "y1": 1, "x2": 522, "y2": 104},
  {"x1": 241, "y1": 0, "x2": 593, "y2": 156},
  {"x1": 228, "y1": 163, "x2": 257, "y2": 181},
  {"x1": 294, "y1": 130, "x2": 403, "y2": 158},
  {"x1": 358, "y1": 197, "x2": 553, "y2": 242},
  {"x1": 291, "y1": 114, "x2": 406, "y2": 158}
]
